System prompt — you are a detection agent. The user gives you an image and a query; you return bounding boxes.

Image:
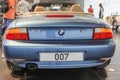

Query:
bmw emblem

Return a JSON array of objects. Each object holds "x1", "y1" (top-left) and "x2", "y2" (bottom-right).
[{"x1": 58, "y1": 28, "x2": 65, "y2": 36}]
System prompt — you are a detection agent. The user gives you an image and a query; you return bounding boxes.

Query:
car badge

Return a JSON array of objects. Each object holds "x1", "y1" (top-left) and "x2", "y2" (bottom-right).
[{"x1": 58, "y1": 28, "x2": 65, "y2": 36}]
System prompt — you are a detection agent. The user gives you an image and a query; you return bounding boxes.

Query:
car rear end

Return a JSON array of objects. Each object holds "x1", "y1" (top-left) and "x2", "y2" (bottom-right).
[{"x1": 2, "y1": 14, "x2": 115, "y2": 70}]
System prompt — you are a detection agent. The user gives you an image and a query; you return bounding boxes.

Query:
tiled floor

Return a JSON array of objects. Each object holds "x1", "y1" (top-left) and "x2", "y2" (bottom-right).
[{"x1": 0, "y1": 30, "x2": 120, "y2": 80}]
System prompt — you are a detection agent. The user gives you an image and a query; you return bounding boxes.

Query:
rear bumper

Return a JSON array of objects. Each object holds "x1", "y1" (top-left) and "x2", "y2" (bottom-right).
[
  {"x1": 3, "y1": 40, "x2": 115, "y2": 68},
  {"x1": 9, "y1": 58, "x2": 110, "y2": 69}
]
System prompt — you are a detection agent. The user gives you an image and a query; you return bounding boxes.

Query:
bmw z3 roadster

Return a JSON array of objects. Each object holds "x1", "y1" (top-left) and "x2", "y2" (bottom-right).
[{"x1": 2, "y1": 3, "x2": 115, "y2": 72}]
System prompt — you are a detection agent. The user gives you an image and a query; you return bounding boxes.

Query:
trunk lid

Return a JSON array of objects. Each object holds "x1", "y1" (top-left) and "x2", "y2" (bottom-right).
[
  {"x1": 28, "y1": 27, "x2": 94, "y2": 40},
  {"x1": 11, "y1": 15, "x2": 109, "y2": 40}
]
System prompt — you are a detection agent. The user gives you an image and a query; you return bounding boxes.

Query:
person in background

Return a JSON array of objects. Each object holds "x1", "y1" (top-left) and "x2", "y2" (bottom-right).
[
  {"x1": 16, "y1": 0, "x2": 30, "y2": 15},
  {"x1": 88, "y1": 5, "x2": 94, "y2": 14},
  {"x1": 99, "y1": 3, "x2": 104, "y2": 19},
  {"x1": 0, "y1": 0, "x2": 17, "y2": 35}
]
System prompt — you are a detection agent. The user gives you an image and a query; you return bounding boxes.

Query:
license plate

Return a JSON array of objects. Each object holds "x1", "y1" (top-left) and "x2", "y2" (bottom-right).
[{"x1": 40, "y1": 52, "x2": 84, "y2": 61}]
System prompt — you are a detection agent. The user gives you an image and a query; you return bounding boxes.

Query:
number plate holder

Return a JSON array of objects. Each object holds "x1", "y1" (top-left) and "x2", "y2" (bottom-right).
[{"x1": 40, "y1": 52, "x2": 84, "y2": 61}]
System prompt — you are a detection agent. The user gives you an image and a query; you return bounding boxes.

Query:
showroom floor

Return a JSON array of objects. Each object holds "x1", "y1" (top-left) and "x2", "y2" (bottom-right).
[{"x1": 0, "y1": 30, "x2": 120, "y2": 80}]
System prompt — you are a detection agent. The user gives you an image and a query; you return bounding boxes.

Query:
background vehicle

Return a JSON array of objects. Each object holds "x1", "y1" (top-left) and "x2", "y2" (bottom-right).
[
  {"x1": 112, "y1": 15, "x2": 120, "y2": 30},
  {"x1": 2, "y1": 2, "x2": 115, "y2": 72},
  {"x1": 105, "y1": 14, "x2": 120, "y2": 30}
]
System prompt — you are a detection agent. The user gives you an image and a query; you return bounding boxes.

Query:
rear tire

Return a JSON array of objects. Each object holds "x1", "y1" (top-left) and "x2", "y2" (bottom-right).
[
  {"x1": 94, "y1": 59, "x2": 111, "y2": 69},
  {"x1": 115, "y1": 25, "x2": 119, "y2": 30},
  {"x1": 112, "y1": 19, "x2": 118, "y2": 30},
  {"x1": 6, "y1": 60, "x2": 23, "y2": 72},
  {"x1": 102, "y1": 59, "x2": 111, "y2": 68}
]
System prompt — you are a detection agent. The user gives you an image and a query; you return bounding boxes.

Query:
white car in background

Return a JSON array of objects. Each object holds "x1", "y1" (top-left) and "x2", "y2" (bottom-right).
[
  {"x1": 111, "y1": 15, "x2": 120, "y2": 30},
  {"x1": 105, "y1": 15, "x2": 120, "y2": 30}
]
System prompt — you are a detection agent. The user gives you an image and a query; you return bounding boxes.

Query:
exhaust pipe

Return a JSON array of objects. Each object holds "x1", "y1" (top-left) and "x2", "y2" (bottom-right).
[{"x1": 26, "y1": 63, "x2": 38, "y2": 70}]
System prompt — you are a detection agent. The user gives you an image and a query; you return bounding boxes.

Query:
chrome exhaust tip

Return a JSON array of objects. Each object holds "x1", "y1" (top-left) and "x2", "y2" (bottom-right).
[{"x1": 26, "y1": 63, "x2": 38, "y2": 70}]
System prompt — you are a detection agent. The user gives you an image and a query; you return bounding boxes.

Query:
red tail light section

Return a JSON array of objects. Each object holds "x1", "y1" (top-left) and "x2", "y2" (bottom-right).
[
  {"x1": 6, "y1": 28, "x2": 29, "y2": 40},
  {"x1": 93, "y1": 28, "x2": 113, "y2": 40},
  {"x1": 6, "y1": 27, "x2": 112, "y2": 40},
  {"x1": 46, "y1": 14, "x2": 74, "y2": 18}
]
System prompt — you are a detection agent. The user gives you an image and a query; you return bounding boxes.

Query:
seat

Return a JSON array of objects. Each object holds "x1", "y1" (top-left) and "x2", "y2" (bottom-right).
[
  {"x1": 69, "y1": 4, "x2": 83, "y2": 12},
  {"x1": 34, "y1": 6, "x2": 46, "y2": 12}
]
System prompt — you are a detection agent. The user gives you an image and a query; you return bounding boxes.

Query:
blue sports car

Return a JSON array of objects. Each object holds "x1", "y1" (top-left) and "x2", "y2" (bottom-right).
[{"x1": 2, "y1": 3, "x2": 115, "y2": 72}]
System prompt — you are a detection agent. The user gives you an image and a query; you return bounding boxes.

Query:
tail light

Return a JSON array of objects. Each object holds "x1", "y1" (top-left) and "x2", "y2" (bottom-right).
[
  {"x1": 6, "y1": 28, "x2": 29, "y2": 40},
  {"x1": 93, "y1": 28, "x2": 113, "y2": 40}
]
